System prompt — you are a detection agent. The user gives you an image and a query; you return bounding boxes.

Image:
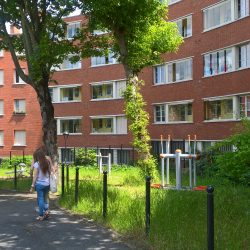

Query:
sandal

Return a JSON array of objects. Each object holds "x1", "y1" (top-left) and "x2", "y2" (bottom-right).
[
  {"x1": 44, "y1": 210, "x2": 50, "y2": 219},
  {"x1": 36, "y1": 216, "x2": 44, "y2": 221}
]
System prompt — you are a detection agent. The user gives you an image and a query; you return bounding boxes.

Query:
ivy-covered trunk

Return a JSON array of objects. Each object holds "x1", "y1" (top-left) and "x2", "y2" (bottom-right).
[
  {"x1": 36, "y1": 82, "x2": 58, "y2": 166},
  {"x1": 123, "y1": 75, "x2": 157, "y2": 178}
]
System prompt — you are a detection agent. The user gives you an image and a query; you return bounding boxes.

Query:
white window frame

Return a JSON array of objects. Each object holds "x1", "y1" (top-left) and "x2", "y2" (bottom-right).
[
  {"x1": 14, "y1": 69, "x2": 25, "y2": 84},
  {"x1": 203, "y1": 96, "x2": 238, "y2": 122},
  {"x1": 154, "y1": 57, "x2": 193, "y2": 85},
  {"x1": 57, "y1": 55, "x2": 81, "y2": 71},
  {"x1": 49, "y1": 84, "x2": 82, "y2": 103},
  {"x1": 153, "y1": 100, "x2": 193, "y2": 124},
  {"x1": 56, "y1": 116, "x2": 82, "y2": 135},
  {"x1": 14, "y1": 130, "x2": 26, "y2": 146},
  {"x1": 0, "y1": 100, "x2": 4, "y2": 115},
  {"x1": 203, "y1": 41, "x2": 250, "y2": 77},
  {"x1": 239, "y1": 95, "x2": 250, "y2": 118},
  {"x1": 90, "y1": 79, "x2": 126, "y2": 101},
  {"x1": 168, "y1": 0, "x2": 182, "y2": 5},
  {"x1": 203, "y1": 0, "x2": 249, "y2": 32},
  {"x1": 0, "y1": 131, "x2": 3, "y2": 146},
  {"x1": 66, "y1": 21, "x2": 81, "y2": 39},
  {"x1": 0, "y1": 50, "x2": 3, "y2": 57},
  {"x1": 91, "y1": 50, "x2": 118, "y2": 67},
  {"x1": 0, "y1": 70, "x2": 3, "y2": 85},
  {"x1": 173, "y1": 14, "x2": 192, "y2": 38},
  {"x1": 14, "y1": 99, "x2": 26, "y2": 114},
  {"x1": 90, "y1": 115, "x2": 127, "y2": 135}
]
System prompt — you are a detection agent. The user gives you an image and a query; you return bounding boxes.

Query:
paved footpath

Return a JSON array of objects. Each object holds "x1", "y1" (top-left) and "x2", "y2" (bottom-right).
[{"x1": 0, "y1": 191, "x2": 131, "y2": 250}]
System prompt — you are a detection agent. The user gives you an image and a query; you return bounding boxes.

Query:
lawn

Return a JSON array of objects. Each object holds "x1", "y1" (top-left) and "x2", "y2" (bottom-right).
[
  {"x1": 58, "y1": 165, "x2": 250, "y2": 250},
  {"x1": 0, "y1": 164, "x2": 249, "y2": 249}
]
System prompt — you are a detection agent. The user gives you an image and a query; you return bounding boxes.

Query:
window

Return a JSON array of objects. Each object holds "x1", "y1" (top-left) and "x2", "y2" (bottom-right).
[
  {"x1": 154, "y1": 102, "x2": 193, "y2": 123},
  {"x1": 0, "y1": 100, "x2": 3, "y2": 115},
  {"x1": 175, "y1": 15, "x2": 192, "y2": 38},
  {"x1": 67, "y1": 22, "x2": 80, "y2": 39},
  {"x1": 49, "y1": 85, "x2": 82, "y2": 103},
  {"x1": 204, "y1": 98, "x2": 233, "y2": 120},
  {"x1": 154, "y1": 58, "x2": 192, "y2": 84},
  {"x1": 168, "y1": 0, "x2": 181, "y2": 5},
  {"x1": 14, "y1": 70, "x2": 25, "y2": 84},
  {"x1": 0, "y1": 70, "x2": 3, "y2": 85},
  {"x1": 0, "y1": 131, "x2": 3, "y2": 146},
  {"x1": 14, "y1": 99, "x2": 26, "y2": 114},
  {"x1": 91, "y1": 116, "x2": 127, "y2": 134},
  {"x1": 168, "y1": 103, "x2": 193, "y2": 122},
  {"x1": 91, "y1": 80, "x2": 126, "y2": 100},
  {"x1": 155, "y1": 105, "x2": 166, "y2": 122},
  {"x1": 14, "y1": 130, "x2": 26, "y2": 146},
  {"x1": 204, "y1": 0, "x2": 249, "y2": 31},
  {"x1": 92, "y1": 84, "x2": 113, "y2": 99},
  {"x1": 60, "y1": 87, "x2": 81, "y2": 102},
  {"x1": 0, "y1": 50, "x2": 3, "y2": 57},
  {"x1": 91, "y1": 50, "x2": 117, "y2": 66},
  {"x1": 59, "y1": 55, "x2": 81, "y2": 70},
  {"x1": 204, "y1": 48, "x2": 233, "y2": 76},
  {"x1": 93, "y1": 30, "x2": 108, "y2": 35},
  {"x1": 239, "y1": 95, "x2": 250, "y2": 117},
  {"x1": 58, "y1": 118, "x2": 81, "y2": 134},
  {"x1": 237, "y1": 43, "x2": 250, "y2": 68},
  {"x1": 154, "y1": 65, "x2": 166, "y2": 84},
  {"x1": 237, "y1": 0, "x2": 249, "y2": 18}
]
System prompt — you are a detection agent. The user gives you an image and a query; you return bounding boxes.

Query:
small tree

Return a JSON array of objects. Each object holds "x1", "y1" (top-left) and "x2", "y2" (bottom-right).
[
  {"x1": 80, "y1": 0, "x2": 183, "y2": 178},
  {"x1": 74, "y1": 148, "x2": 97, "y2": 167},
  {"x1": 0, "y1": 0, "x2": 80, "y2": 165}
]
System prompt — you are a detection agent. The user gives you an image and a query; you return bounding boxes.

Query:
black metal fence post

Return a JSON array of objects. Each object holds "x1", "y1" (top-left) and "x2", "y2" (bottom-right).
[
  {"x1": 14, "y1": 164, "x2": 17, "y2": 190},
  {"x1": 10, "y1": 151, "x2": 12, "y2": 165},
  {"x1": 103, "y1": 171, "x2": 108, "y2": 218},
  {"x1": 75, "y1": 167, "x2": 79, "y2": 205},
  {"x1": 146, "y1": 176, "x2": 151, "y2": 237},
  {"x1": 66, "y1": 164, "x2": 69, "y2": 190},
  {"x1": 61, "y1": 163, "x2": 65, "y2": 196},
  {"x1": 22, "y1": 150, "x2": 25, "y2": 163},
  {"x1": 207, "y1": 186, "x2": 214, "y2": 250}
]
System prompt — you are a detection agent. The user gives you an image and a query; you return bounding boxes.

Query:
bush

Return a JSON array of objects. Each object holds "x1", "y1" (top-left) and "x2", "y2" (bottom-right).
[
  {"x1": 212, "y1": 119, "x2": 250, "y2": 185},
  {"x1": 0, "y1": 155, "x2": 33, "y2": 169},
  {"x1": 74, "y1": 148, "x2": 97, "y2": 166}
]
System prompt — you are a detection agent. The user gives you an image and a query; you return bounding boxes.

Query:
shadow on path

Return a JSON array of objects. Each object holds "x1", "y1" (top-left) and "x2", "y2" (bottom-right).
[{"x1": 0, "y1": 191, "x2": 131, "y2": 250}]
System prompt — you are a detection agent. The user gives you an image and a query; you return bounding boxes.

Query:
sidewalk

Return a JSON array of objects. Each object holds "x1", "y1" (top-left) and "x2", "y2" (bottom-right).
[{"x1": 0, "y1": 191, "x2": 131, "y2": 250}]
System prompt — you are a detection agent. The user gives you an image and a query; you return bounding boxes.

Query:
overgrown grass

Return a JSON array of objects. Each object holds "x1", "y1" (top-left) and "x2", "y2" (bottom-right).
[{"x1": 59, "y1": 166, "x2": 250, "y2": 250}]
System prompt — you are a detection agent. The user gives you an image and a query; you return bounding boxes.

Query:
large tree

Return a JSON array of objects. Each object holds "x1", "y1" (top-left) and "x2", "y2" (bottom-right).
[
  {"x1": 80, "y1": 0, "x2": 183, "y2": 177},
  {"x1": 0, "y1": 0, "x2": 80, "y2": 164}
]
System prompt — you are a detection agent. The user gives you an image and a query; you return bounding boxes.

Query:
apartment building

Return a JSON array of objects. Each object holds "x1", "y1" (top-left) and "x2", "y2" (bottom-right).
[
  {"x1": 1, "y1": 0, "x2": 249, "y2": 163},
  {"x1": 0, "y1": 27, "x2": 42, "y2": 157}
]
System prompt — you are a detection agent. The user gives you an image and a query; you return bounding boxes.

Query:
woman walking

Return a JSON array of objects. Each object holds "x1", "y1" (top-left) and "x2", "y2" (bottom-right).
[{"x1": 30, "y1": 149, "x2": 51, "y2": 221}]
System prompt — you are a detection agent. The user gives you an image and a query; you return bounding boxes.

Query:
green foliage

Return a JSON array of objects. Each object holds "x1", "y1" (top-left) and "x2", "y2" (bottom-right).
[
  {"x1": 212, "y1": 119, "x2": 250, "y2": 185},
  {"x1": 123, "y1": 80, "x2": 157, "y2": 178},
  {"x1": 74, "y1": 148, "x2": 97, "y2": 167},
  {"x1": 81, "y1": 0, "x2": 183, "y2": 74},
  {"x1": 0, "y1": 155, "x2": 32, "y2": 169}
]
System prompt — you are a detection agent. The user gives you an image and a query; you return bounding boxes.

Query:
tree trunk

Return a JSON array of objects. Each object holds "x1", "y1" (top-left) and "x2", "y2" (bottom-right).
[{"x1": 35, "y1": 82, "x2": 58, "y2": 167}]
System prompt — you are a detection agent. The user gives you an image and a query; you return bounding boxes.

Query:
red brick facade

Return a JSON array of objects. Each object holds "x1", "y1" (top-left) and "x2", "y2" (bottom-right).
[{"x1": 0, "y1": 51, "x2": 42, "y2": 157}]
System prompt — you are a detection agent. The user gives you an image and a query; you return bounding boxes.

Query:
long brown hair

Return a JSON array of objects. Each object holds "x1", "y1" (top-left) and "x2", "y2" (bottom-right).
[{"x1": 36, "y1": 149, "x2": 49, "y2": 175}]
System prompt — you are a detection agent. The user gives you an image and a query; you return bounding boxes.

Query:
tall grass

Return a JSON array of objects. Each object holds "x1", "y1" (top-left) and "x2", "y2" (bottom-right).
[{"x1": 59, "y1": 166, "x2": 250, "y2": 249}]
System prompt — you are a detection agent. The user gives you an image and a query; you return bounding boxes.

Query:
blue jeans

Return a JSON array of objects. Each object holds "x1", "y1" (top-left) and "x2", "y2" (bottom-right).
[{"x1": 35, "y1": 184, "x2": 50, "y2": 216}]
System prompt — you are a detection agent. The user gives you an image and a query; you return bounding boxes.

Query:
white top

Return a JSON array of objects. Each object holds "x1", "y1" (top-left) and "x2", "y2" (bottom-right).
[{"x1": 33, "y1": 161, "x2": 50, "y2": 186}]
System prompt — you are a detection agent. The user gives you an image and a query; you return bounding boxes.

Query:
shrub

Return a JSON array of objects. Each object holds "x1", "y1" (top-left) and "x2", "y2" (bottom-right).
[
  {"x1": 0, "y1": 155, "x2": 32, "y2": 169},
  {"x1": 74, "y1": 148, "x2": 97, "y2": 167},
  {"x1": 213, "y1": 119, "x2": 250, "y2": 185}
]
